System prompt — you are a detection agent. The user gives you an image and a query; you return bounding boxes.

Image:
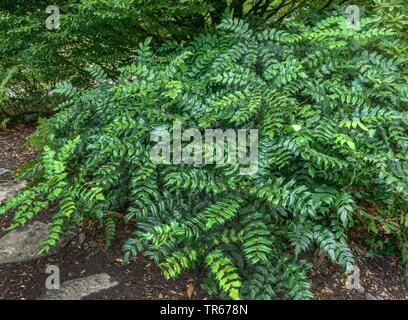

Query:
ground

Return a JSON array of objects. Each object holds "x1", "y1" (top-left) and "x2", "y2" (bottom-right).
[{"x1": 0, "y1": 124, "x2": 407, "y2": 300}]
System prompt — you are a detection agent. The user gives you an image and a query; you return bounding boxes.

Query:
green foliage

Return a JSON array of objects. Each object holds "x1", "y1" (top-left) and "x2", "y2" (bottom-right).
[
  {"x1": 0, "y1": 66, "x2": 17, "y2": 102},
  {"x1": 2, "y1": 9, "x2": 408, "y2": 299},
  {"x1": 104, "y1": 216, "x2": 117, "y2": 247},
  {"x1": 205, "y1": 250, "x2": 242, "y2": 300},
  {"x1": 0, "y1": 0, "x2": 341, "y2": 119}
]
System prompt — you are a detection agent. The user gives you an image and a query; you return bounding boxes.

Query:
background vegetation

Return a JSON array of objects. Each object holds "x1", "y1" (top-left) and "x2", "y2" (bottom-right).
[{"x1": 1, "y1": 0, "x2": 349, "y2": 119}]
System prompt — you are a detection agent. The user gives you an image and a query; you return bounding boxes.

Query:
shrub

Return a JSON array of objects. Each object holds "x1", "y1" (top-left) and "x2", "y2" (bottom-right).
[
  {"x1": 0, "y1": 0, "x2": 341, "y2": 119},
  {"x1": 1, "y1": 12, "x2": 407, "y2": 299}
]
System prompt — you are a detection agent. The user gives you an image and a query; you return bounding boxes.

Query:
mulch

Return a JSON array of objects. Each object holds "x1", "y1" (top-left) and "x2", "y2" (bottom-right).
[
  {"x1": 0, "y1": 218, "x2": 209, "y2": 300},
  {"x1": 0, "y1": 124, "x2": 407, "y2": 300},
  {"x1": 0, "y1": 124, "x2": 37, "y2": 180},
  {"x1": 308, "y1": 234, "x2": 408, "y2": 300}
]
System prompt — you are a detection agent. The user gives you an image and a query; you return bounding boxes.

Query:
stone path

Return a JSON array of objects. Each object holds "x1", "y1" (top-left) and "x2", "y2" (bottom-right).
[
  {"x1": 0, "y1": 178, "x2": 52, "y2": 265},
  {"x1": 0, "y1": 179, "x2": 119, "y2": 299},
  {"x1": 0, "y1": 176, "x2": 119, "y2": 299},
  {"x1": 0, "y1": 168, "x2": 10, "y2": 176},
  {"x1": 0, "y1": 180, "x2": 26, "y2": 205},
  {"x1": 38, "y1": 273, "x2": 119, "y2": 300},
  {"x1": 0, "y1": 220, "x2": 120, "y2": 299},
  {"x1": 0, "y1": 221, "x2": 50, "y2": 265}
]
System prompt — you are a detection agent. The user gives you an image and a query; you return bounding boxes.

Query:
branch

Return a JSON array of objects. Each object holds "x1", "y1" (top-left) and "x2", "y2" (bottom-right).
[
  {"x1": 105, "y1": 211, "x2": 124, "y2": 219},
  {"x1": 274, "y1": 0, "x2": 306, "y2": 23},
  {"x1": 231, "y1": 0, "x2": 246, "y2": 18},
  {"x1": 321, "y1": 0, "x2": 335, "y2": 10},
  {"x1": 244, "y1": 0, "x2": 264, "y2": 18}
]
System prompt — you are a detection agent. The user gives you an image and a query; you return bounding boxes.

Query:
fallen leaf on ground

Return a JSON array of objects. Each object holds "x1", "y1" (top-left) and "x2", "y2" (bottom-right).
[
  {"x1": 187, "y1": 284, "x2": 195, "y2": 299},
  {"x1": 321, "y1": 287, "x2": 333, "y2": 294}
]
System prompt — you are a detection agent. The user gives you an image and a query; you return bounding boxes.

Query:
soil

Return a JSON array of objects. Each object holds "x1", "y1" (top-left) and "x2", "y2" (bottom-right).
[
  {"x1": 308, "y1": 235, "x2": 408, "y2": 300},
  {"x1": 0, "y1": 124, "x2": 37, "y2": 178},
  {"x1": 0, "y1": 218, "x2": 210, "y2": 300},
  {"x1": 0, "y1": 124, "x2": 407, "y2": 300}
]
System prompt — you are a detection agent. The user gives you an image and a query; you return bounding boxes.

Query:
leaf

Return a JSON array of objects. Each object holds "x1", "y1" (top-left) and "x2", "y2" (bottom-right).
[
  {"x1": 346, "y1": 140, "x2": 355, "y2": 150},
  {"x1": 186, "y1": 283, "x2": 194, "y2": 299},
  {"x1": 292, "y1": 124, "x2": 302, "y2": 132}
]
